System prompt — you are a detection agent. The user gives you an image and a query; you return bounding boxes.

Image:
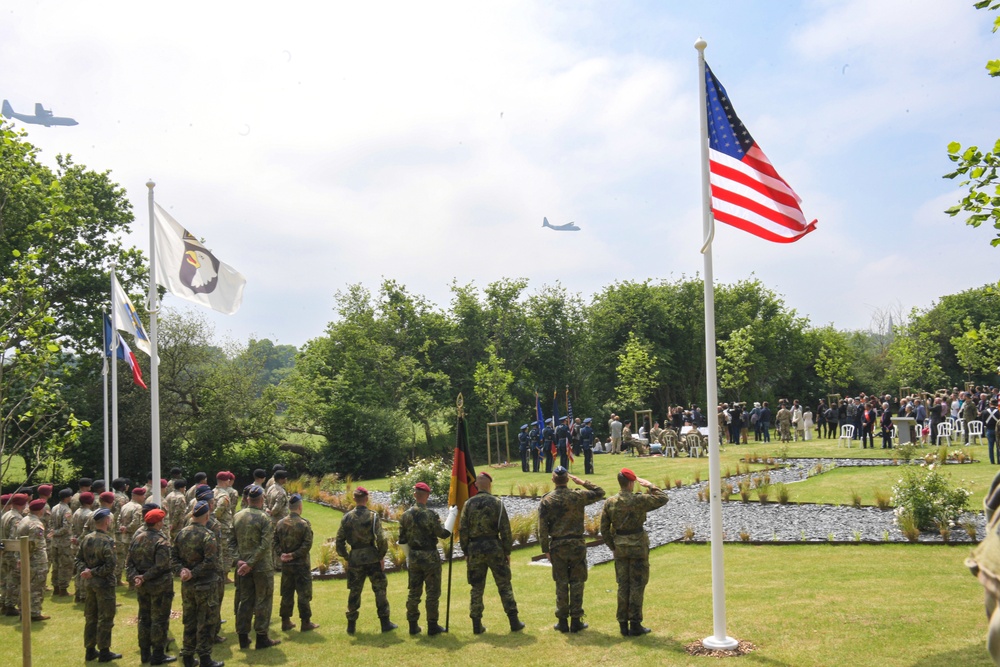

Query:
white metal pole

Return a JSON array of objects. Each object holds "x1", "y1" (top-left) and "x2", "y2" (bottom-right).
[
  {"x1": 696, "y1": 37, "x2": 739, "y2": 652},
  {"x1": 101, "y1": 311, "x2": 110, "y2": 485},
  {"x1": 110, "y1": 268, "x2": 119, "y2": 481},
  {"x1": 147, "y1": 181, "x2": 162, "y2": 505}
]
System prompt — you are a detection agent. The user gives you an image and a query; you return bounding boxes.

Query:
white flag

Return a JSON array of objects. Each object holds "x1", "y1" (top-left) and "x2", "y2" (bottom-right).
[
  {"x1": 111, "y1": 273, "x2": 153, "y2": 357},
  {"x1": 152, "y1": 203, "x2": 246, "y2": 315}
]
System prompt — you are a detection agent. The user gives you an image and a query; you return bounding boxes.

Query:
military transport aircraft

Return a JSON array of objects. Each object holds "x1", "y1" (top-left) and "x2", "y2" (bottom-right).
[
  {"x1": 2, "y1": 100, "x2": 78, "y2": 126},
  {"x1": 542, "y1": 217, "x2": 580, "y2": 232}
]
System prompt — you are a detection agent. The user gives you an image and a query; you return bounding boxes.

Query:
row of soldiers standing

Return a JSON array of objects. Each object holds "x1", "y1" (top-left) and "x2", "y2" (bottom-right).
[{"x1": 518, "y1": 416, "x2": 598, "y2": 476}]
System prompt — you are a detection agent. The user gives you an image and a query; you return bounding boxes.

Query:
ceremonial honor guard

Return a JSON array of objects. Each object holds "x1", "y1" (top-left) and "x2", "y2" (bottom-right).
[
  {"x1": 518, "y1": 424, "x2": 530, "y2": 473},
  {"x1": 398, "y1": 482, "x2": 452, "y2": 636},
  {"x1": 76, "y1": 508, "x2": 121, "y2": 662},
  {"x1": 127, "y1": 508, "x2": 176, "y2": 665},
  {"x1": 335, "y1": 486, "x2": 396, "y2": 634},
  {"x1": 580, "y1": 418, "x2": 595, "y2": 475},
  {"x1": 275, "y1": 494, "x2": 318, "y2": 632}
]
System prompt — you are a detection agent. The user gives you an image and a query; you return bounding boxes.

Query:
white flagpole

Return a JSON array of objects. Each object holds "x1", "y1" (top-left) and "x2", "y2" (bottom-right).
[
  {"x1": 110, "y1": 266, "x2": 120, "y2": 481},
  {"x1": 147, "y1": 181, "x2": 162, "y2": 505},
  {"x1": 696, "y1": 37, "x2": 739, "y2": 652},
  {"x1": 102, "y1": 310, "x2": 110, "y2": 486}
]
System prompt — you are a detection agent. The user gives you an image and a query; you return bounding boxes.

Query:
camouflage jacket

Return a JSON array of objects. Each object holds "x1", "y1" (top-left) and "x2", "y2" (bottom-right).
[
  {"x1": 459, "y1": 491, "x2": 512, "y2": 557},
  {"x1": 335, "y1": 506, "x2": 386, "y2": 566},
  {"x1": 399, "y1": 504, "x2": 449, "y2": 552},
  {"x1": 229, "y1": 507, "x2": 273, "y2": 572},
  {"x1": 266, "y1": 484, "x2": 289, "y2": 524},
  {"x1": 1, "y1": 509, "x2": 23, "y2": 558},
  {"x1": 538, "y1": 482, "x2": 605, "y2": 552},
  {"x1": 275, "y1": 513, "x2": 313, "y2": 567},
  {"x1": 85, "y1": 506, "x2": 118, "y2": 535},
  {"x1": 126, "y1": 526, "x2": 173, "y2": 591},
  {"x1": 213, "y1": 487, "x2": 234, "y2": 533},
  {"x1": 164, "y1": 491, "x2": 188, "y2": 532},
  {"x1": 17, "y1": 513, "x2": 47, "y2": 565},
  {"x1": 70, "y1": 492, "x2": 84, "y2": 513},
  {"x1": 599, "y1": 486, "x2": 669, "y2": 558},
  {"x1": 119, "y1": 501, "x2": 144, "y2": 544},
  {"x1": 75, "y1": 529, "x2": 117, "y2": 588},
  {"x1": 171, "y1": 523, "x2": 219, "y2": 587},
  {"x1": 113, "y1": 491, "x2": 128, "y2": 517},
  {"x1": 51, "y1": 502, "x2": 73, "y2": 545},
  {"x1": 71, "y1": 507, "x2": 93, "y2": 542}
]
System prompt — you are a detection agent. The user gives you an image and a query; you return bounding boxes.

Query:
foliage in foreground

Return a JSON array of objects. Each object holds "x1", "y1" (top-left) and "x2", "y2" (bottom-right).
[{"x1": 891, "y1": 464, "x2": 972, "y2": 530}]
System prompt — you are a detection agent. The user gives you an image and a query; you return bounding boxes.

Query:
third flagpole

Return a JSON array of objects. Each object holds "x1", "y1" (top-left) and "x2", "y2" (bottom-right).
[
  {"x1": 110, "y1": 264, "x2": 120, "y2": 480},
  {"x1": 147, "y1": 181, "x2": 162, "y2": 505},
  {"x1": 696, "y1": 37, "x2": 739, "y2": 652}
]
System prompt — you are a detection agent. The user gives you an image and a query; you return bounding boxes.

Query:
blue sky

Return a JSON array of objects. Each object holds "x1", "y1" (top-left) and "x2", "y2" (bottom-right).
[{"x1": 2, "y1": 1, "x2": 998, "y2": 347}]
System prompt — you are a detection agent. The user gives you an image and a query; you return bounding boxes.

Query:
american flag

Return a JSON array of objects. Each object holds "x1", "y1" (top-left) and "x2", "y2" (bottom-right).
[{"x1": 704, "y1": 62, "x2": 816, "y2": 243}]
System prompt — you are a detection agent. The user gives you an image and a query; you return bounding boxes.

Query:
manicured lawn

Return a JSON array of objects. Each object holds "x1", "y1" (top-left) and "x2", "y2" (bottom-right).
[{"x1": 3, "y1": 536, "x2": 992, "y2": 666}]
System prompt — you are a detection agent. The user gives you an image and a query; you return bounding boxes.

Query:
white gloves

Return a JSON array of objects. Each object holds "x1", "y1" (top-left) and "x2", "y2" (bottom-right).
[
  {"x1": 399, "y1": 543, "x2": 410, "y2": 558},
  {"x1": 444, "y1": 505, "x2": 458, "y2": 533}
]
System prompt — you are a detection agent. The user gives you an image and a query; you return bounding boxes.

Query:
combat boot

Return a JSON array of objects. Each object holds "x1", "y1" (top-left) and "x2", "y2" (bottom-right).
[
  {"x1": 409, "y1": 620, "x2": 422, "y2": 635},
  {"x1": 427, "y1": 623, "x2": 447, "y2": 636},
  {"x1": 301, "y1": 620, "x2": 319, "y2": 631},
  {"x1": 182, "y1": 656, "x2": 196, "y2": 667},
  {"x1": 507, "y1": 613, "x2": 525, "y2": 632},
  {"x1": 570, "y1": 618, "x2": 588, "y2": 633},
  {"x1": 281, "y1": 616, "x2": 295, "y2": 631},
  {"x1": 3, "y1": 606, "x2": 19, "y2": 616},
  {"x1": 554, "y1": 618, "x2": 569, "y2": 633},
  {"x1": 86, "y1": 647, "x2": 99, "y2": 661},
  {"x1": 140, "y1": 647, "x2": 151, "y2": 663},
  {"x1": 619, "y1": 621, "x2": 629, "y2": 636},
  {"x1": 31, "y1": 614, "x2": 50, "y2": 621},
  {"x1": 97, "y1": 649, "x2": 123, "y2": 662},
  {"x1": 255, "y1": 634, "x2": 281, "y2": 649},
  {"x1": 380, "y1": 617, "x2": 398, "y2": 633},
  {"x1": 199, "y1": 655, "x2": 224, "y2": 667},
  {"x1": 237, "y1": 634, "x2": 251, "y2": 649},
  {"x1": 629, "y1": 621, "x2": 651, "y2": 636},
  {"x1": 150, "y1": 647, "x2": 176, "y2": 664},
  {"x1": 472, "y1": 618, "x2": 486, "y2": 634},
  {"x1": 347, "y1": 619, "x2": 356, "y2": 635}
]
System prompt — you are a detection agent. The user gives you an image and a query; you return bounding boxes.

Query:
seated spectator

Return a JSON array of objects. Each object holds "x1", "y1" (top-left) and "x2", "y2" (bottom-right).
[{"x1": 592, "y1": 438, "x2": 606, "y2": 454}]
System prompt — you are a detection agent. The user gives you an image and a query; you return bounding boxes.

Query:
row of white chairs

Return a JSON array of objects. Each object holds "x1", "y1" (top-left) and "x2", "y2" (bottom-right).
[{"x1": 836, "y1": 420, "x2": 985, "y2": 447}]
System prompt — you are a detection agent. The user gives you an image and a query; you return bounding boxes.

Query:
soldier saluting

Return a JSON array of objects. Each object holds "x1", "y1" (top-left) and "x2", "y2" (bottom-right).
[
  {"x1": 335, "y1": 486, "x2": 396, "y2": 634},
  {"x1": 600, "y1": 468, "x2": 668, "y2": 636}
]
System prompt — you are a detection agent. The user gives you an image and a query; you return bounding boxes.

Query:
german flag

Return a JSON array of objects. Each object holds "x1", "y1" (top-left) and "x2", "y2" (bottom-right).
[{"x1": 448, "y1": 415, "x2": 478, "y2": 534}]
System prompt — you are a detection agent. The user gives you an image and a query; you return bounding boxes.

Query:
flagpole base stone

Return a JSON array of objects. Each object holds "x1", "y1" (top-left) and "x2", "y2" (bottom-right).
[{"x1": 701, "y1": 634, "x2": 739, "y2": 651}]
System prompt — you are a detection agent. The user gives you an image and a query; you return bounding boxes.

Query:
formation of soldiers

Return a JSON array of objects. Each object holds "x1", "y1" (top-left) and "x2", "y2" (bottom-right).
[
  {"x1": 1, "y1": 461, "x2": 669, "y2": 660},
  {"x1": 520, "y1": 416, "x2": 597, "y2": 476}
]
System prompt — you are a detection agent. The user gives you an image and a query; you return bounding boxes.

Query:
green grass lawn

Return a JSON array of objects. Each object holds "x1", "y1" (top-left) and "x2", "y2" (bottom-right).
[{"x1": 3, "y1": 535, "x2": 991, "y2": 667}]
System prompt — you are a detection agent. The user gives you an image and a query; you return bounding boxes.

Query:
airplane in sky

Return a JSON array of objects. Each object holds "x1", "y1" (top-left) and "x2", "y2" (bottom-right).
[
  {"x1": 2, "y1": 100, "x2": 78, "y2": 127},
  {"x1": 542, "y1": 217, "x2": 580, "y2": 232}
]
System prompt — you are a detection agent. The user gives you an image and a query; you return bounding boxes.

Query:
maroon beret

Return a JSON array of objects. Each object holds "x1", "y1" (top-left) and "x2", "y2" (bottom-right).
[
  {"x1": 414, "y1": 482, "x2": 431, "y2": 493},
  {"x1": 620, "y1": 468, "x2": 637, "y2": 481},
  {"x1": 353, "y1": 486, "x2": 368, "y2": 497},
  {"x1": 11, "y1": 494, "x2": 29, "y2": 507},
  {"x1": 1, "y1": 494, "x2": 10, "y2": 505},
  {"x1": 160, "y1": 479, "x2": 169, "y2": 488},
  {"x1": 36, "y1": 484, "x2": 53, "y2": 498},
  {"x1": 79, "y1": 492, "x2": 94, "y2": 505},
  {"x1": 99, "y1": 491, "x2": 116, "y2": 504},
  {"x1": 131, "y1": 488, "x2": 147, "y2": 497},
  {"x1": 28, "y1": 499, "x2": 47, "y2": 511}
]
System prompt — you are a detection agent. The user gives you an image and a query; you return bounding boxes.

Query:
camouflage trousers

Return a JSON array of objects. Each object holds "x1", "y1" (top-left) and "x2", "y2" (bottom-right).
[
  {"x1": 218, "y1": 530, "x2": 233, "y2": 575},
  {"x1": 50, "y1": 542, "x2": 74, "y2": 591},
  {"x1": 83, "y1": 583, "x2": 117, "y2": 650},
  {"x1": 279, "y1": 564, "x2": 313, "y2": 621},
  {"x1": 137, "y1": 584, "x2": 174, "y2": 650},
  {"x1": 72, "y1": 543, "x2": 85, "y2": 602},
  {"x1": 405, "y1": 554, "x2": 442, "y2": 623},
  {"x1": 114, "y1": 539, "x2": 128, "y2": 583},
  {"x1": 466, "y1": 551, "x2": 517, "y2": 619},
  {"x1": 549, "y1": 542, "x2": 587, "y2": 619},
  {"x1": 235, "y1": 569, "x2": 273, "y2": 636},
  {"x1": 346, "y1": 562, "x2": 389, "y2": 621},
  {"x1": 1, "y1": 554, "x2": 19, "y2": 609},
  {"x1": 182, "y1": 583, "x2": 219, "y2": 657},
  {"x1": 614, "y1": 556, "x2": 650, "y2": 623},
  {"x1": 28, "y1": 558, "x2": 47, "y2": 616}
]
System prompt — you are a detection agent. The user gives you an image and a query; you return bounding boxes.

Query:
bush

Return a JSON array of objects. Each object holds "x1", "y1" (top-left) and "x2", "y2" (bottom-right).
[
  {"x1": 310, "y1": 404, "x2": 409, "y2": 479},
  {"x1": 388, "y1": 457, "x2": 452, "y2": 507},
  {"x1": 891, "y1": 465, "x2": 972, "y2": 530}
]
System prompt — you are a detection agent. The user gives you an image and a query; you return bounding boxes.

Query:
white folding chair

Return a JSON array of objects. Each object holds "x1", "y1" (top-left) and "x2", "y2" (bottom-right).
[
  {"x1": 661, "y1": 432, "x2": 679, "y2": 458},
  {"x1": 954, "y1": 418, "x2": 965, "y2": 442},
  {"x1": 838, "y1": 424, "x2": 855, "y2": 448},
  {"x1": 686, "y1": 433, "x2": 704, "y2": 458},
  {"x1": 937, "y1": 421, "x2": 953, "y2": 447},
  {"x1": 968, "y1": 420, "x2": 985, "y2": 446}
]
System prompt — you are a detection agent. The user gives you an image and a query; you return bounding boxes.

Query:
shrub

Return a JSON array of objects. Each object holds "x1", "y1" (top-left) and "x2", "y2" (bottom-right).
[
  {"x1": 683, "y1": 525, "x2": 695, "y2": 541},
  {"x1": 898, "y1": 512, "x2": 921, "y2": 542},
  {"x1": 739, "y1": 480, "x2": 752, "y2": 502},
  {"x1": 388, "y1": 457, "x2": 451, "y2": 507},
  {"x1": 891, "y1": 465, "x2": 972, "y2": 530},
  {"x1": 694, "y1": 470, "x2": 701, "y2": 484},
  {"x1": 873, "y1": 489, "x2": 892, "y2": 510},
  {"x1": 964, "y1": 521, "x2": 979, "y2": 540},
  {"x1": 739, "y1": 530, "x2": 751, "y2": 542},
  {"x1": 722, "y1": 482, "x2": 733, "y2": 501},
  {"x1": 673, "y1": 479, "x2": 682, "y2": 489},
  {"x1": 774, "y1": 483, "x2": 790, "y2": 504},
  {"x1": 756, "y1": 485, "x2": 770, "y2": 504},
  {"x1": 849, "y1": 489, "x2": 862, "y2": 509}
]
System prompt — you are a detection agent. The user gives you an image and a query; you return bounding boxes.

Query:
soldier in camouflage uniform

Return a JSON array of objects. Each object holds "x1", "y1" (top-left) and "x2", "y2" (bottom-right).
[
  {"x1": 75, "y1": 508, "x2": 121, "y2": 662},
  {"x1": 71, "y1": 491, "x2": 95, "y2": 602},
  {"x1": 264, "y1": 464, "x2": 284, "y2": 493},
  {"x1": 165, "y1": 480, "x2": 189, "y2": 544},
  {"x1": 111, "y1": 479, "x2": 130, "y2": 585},
  {"x1": 398, "y1": 482, "x2": 452, "y2": 636},
  {"x1": 186, "y1": 473, "x2": 208, "y2": 503},
  {"x1": 118, "y1": 487, "x2": 146, "y2": 589},
  {"x1": 275, "y1": 494, "x2": 318, "y2": 632},
  {"x1": 192, "y1": 485, "x2": 227, "y2": 644},
  {"x1": 335, "y1": 486, "x2": 396, "y2": 634},
  {"x1": 265, "y1": 470, "x2": 289, "y2": 573},
  {"x1": 459, "y1": 473, "x2": 524, "y2": 635},
  {"x1": 172, "y1": 501, "x2": 224, "y2": 667},
  {"x1": 213, "y1": 472, "x2": 236, "y2": 584},
  {"x1": 18, "y1": 499, "x2": 51, "y2": 620},
  {"x1": 35, "y1": 485, "x2": 53, "y2": 588},
  {"x1": 230, "y1": 485, "x2": 281, "y2": 650},
  {"x1": 50, "y1": 488, "x2": 75, "y2": 596},
  {"x1": 126, "y1": 508, "x2": 176, "y2": 665},
  {"x1": 538, "y1": 465, "x2": 604, "y2": 633},
  {"x1": 1, "y1": 493, "x2": 28, "y2": 615},
  {"x1": 600, "y1": 468, "x2": 668, "y2": 636},
  {"x1": 70, "y1": 478, "x2": 93, "y2": 513}
]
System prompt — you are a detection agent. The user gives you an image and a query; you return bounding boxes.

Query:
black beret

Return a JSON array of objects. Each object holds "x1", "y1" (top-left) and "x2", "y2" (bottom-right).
[
  {"x1": 192, "y1": 501, "x2": 210, "y2": 518},
  {"x1": 174, "y1": 479, "x2": 187, "y2": 490},
  {"x1": 274, "y1": 470, "x2": 288, "y2": 480},
  {"x1": 79, "y1": 478, "x2": 93, "y2": 487}
]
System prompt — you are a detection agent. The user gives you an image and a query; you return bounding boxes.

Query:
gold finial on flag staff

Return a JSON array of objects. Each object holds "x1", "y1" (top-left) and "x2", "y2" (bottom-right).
[{"x1": 456, "y1": 393, "x2": 464, "y2": 419}]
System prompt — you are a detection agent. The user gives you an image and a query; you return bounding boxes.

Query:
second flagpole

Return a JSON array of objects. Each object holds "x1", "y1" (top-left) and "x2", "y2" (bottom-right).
[{"x1": 147, "y1": 181, "x2": 162, "y2": 505}]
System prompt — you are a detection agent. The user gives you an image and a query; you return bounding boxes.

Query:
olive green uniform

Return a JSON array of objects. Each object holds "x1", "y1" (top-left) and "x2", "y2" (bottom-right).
[
  {"x1": 600, "y1": 485, "x2": 669, "y2": 624},
  {"x1": 0, "y1": 507, "x2": 23, "y2": 612},
  {"x1": 265, "y1": 483, "x2": 288, "y2": 571},
  {"x1": 70, "y1": 506, "x2": 94, "y2": 601},
  {"x1": 164, "y1": 490, "x2": 188, "y2": 543},
  {"x1": 172, "y1": 523, "x2": 220, "y2": 658},
  {"x1": 459, "y1": 491, "x2": 518, "y2": 620},
  {"x1": 17, "y1": 513, "x2": 48, "y2": 617},
  {"x1": 50, "y1": 501, "x2": 74, "y2": 593},
  {"x1": 75, "y1": 528, "x2": 118, "y2": 653},
  {"x1": 275, "y1": 513, "x2": 314, "y2": 623},
  {"x1": 229, "y1": 506, "x2": 274, "y2": 637},
  {"x1": 335, "y1": 506, "x2": 390, "y2": 622},
  {"x1": 537, "y1": 481, "x2": 605, "y2": 621},
  {"x1": 126, "y1": 526, "x2": 175, "y2": 655},
  {"x1": 398, "y1": 504, "x2": 449, "y2": 626}
]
